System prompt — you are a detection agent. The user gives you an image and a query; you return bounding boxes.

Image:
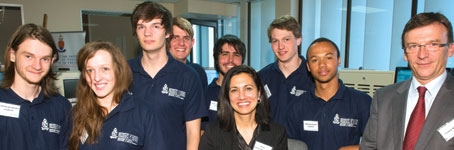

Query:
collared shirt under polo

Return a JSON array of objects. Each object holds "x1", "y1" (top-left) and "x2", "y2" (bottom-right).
[
  {"x1": 286, "y1": 79, "x2": 372, "y2": 150},
  {"x1": 186, "y1": 59, "x2": 208, "y2": 88},
  {"x1": 78, "y1": 92, "x2": 164, "y2": 150},
  {"x1": 258, "y1": 56, "x2": 314, "y2": 125},
  {"x1": 128, "y1": 53, "x2": 207, "y2": 150},
  {"x1": 0, "y1": 88, "x2": 71, "y2": 150}
]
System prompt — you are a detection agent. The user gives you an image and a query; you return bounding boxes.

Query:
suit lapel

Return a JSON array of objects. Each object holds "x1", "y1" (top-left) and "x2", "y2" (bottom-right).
[
  {"x1": 392, "y1": 79, "x2": 411, "y2": 149},
  {"x1": 415, "y1": 75, "x2": 454, "y2": 150}
]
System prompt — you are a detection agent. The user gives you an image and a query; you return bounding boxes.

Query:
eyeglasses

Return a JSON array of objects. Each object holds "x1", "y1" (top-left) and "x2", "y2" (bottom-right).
[{"x1": 405, "y1": 42, "x2": 450, "y2": 53}]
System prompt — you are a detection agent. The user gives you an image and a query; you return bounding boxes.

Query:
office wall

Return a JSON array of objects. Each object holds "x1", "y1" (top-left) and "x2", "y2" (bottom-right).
[{"x1": 2, "y1": 0, "x2": 174, "y2": 32}]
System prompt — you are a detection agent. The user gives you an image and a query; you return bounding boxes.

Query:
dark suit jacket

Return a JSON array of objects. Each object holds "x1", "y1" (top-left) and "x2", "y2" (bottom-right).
[
  {"x1": 199, "y1": 121, "x2": 288, "y2": 150},
  {"x1": 360, "y1": 74, "x2": 454, "y2": 150}
]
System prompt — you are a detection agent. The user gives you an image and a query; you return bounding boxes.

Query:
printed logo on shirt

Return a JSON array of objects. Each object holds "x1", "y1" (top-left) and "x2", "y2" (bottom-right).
[
  {"x1": 161, "y1": 84, "x2": 186, "y2": 100},
  {"x1": 41, "y1": 118, "x2": 61, "y2": 134},
  {"x1": 332, "y1": 113, "x2": 358, "y2": 127},
  {"x1": 290, "y1": 86, "x2": 306, "y2": 96},
  {"x1": 109, "y1": 128, "x2": 139, "y2": 145}
]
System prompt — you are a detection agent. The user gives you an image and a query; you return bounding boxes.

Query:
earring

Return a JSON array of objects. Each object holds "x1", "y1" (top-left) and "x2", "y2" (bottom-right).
[{"x1": 258, "y1": 98, "x2": 262, "y2": 104}]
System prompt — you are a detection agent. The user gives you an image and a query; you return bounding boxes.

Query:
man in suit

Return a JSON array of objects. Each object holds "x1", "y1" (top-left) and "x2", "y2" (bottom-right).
[{"x1": 360, "y1": 12, "x2": 454, "y2": 150}]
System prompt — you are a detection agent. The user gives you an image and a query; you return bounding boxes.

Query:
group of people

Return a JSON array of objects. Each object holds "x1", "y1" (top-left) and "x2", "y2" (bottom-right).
[{"x1": 1, "y1": 1, "x2": 453, "y2": 150}]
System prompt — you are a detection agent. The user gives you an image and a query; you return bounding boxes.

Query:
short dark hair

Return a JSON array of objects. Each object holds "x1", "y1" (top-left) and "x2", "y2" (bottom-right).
[
  {"x1": 402, "y1": 12, "x2": 453, "y2": 49},
  {"x1": 267, "y1": 15, "x2": 301, "y2": 43},
  {"x1": 131, "y1": 1, "x2": 173, "y2": 36},
  {"x1": 306, "y1": 37, "x2": 340, "y2": 58},
  {"x1": 1, "y1": 23, "x2": 59, "y2": 98},
  {"x1": 217, "y1": 65, "x2": 270, "y2": 131},
  {"x1": 213, "y1": 34, "x2": 246, "y2": 75}
]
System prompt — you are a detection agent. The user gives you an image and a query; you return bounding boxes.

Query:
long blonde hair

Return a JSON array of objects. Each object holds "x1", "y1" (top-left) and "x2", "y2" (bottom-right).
[{"x1": 68, "y1": 41, "x2": 132, "y2": 149}]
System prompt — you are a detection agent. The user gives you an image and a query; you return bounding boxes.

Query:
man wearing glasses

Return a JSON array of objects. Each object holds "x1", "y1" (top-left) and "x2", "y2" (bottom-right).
[
  {"x1": 169, "y1": 17, "x2": 208, "y2": 88},
  {"x1": 360, "y1": 12, "x2": 454, "y2": 150},
  {"x1": 128, "y1": 2, "x2": 206, "y2": 150}
]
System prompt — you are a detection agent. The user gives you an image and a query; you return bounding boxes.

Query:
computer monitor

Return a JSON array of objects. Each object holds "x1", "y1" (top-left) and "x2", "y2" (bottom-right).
[
  {"x1": 394, "y1": 67, "x2": 412, "y2": 83},
  {"x1": 63, "y1": 79, "x2": 78, "y2": 99},
  {"x1": 205, "y1": 68, "x2": 219, "y2": 83},
  {"x1": 55, "y1": 71, "x2": 80, "y2": 105}
]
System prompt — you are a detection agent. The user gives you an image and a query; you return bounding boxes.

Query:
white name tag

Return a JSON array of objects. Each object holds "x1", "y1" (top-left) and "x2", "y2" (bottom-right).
[
  {"x1": 438, "y1": 118, "x2": 454, "y2": 142},
  {"x1": 264, "y1": 84, "x2": 272, "y2": 98},
  {"x1": 209, "y1": 101, "x2": 218, "y2": 111},
  {"x1": 303, "y1": 120, "x2": 318, "y2": 131},
  {"x1": 253, "y1": 141, "x2": 273, "y2": 150},
  {"x1": 0, "y1": 102, "x2": 20, "y2": 118}
]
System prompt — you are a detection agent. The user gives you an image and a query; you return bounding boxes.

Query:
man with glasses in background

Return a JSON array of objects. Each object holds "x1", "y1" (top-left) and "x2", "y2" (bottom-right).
[{"x1": 360, "y1": 12, "x2": 454, "y2": 150}]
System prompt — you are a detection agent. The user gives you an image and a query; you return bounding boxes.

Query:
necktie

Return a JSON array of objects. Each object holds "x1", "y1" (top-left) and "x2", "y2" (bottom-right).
[{"x1": 403, "y1": 86, "x2": 427, "y2": 150}]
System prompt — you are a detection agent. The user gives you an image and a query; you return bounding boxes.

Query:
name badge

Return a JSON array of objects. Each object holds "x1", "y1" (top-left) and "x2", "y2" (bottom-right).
[
  {"x1": 303, "y1": 120, "x2": 318, "y2": 131},
  {"x1": 253, "y1": 141, "x2": 272, "y2": 150},
  {"x1": 264, "y1": 84, "x2": 272, "y2": 98},
  {"x1": 438, "y1": 118, "x2": 454, "y2": 142},
  {"x1": 0, "y1": 102, "x2": 20, "y2": 118},
  {"x1": 209, "y1": 101, "x2": 218, "y2": 111}
]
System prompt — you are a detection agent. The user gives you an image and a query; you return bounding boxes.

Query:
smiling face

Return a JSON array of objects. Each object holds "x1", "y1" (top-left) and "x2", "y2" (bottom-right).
[
  {"x1": 136, "y1": 18, "x2": 169, "y2": 53},
  {"x1": 404, "y1": 22, "x2": 454, "y2": 85},
  {"x1": 229, "y1": 73, "x2": 260, "y2": 116},
  {"x1": 10, "y1": 38, "x2": 54, "y2": 85},
  {"x1": 84, "y1": 50, "x2": 116, "y2": 101},
  {"x1": 218, "y1": 44, "x2": 243, "y2": 75},
  {"x1": 169, "y1": 25, "x2": 194, "y2": 63},
  {"x1": 270, "y1": 28, "x2": 301, "y2": 63},
  {"x1": 307, "y1": 41, "x2": 341, "y2": 84}
]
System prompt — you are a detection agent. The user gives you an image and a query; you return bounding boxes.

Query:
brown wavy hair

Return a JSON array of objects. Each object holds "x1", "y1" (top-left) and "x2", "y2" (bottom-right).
[
  {"x1": 68, "y1": 41, "x2": 132, "y2": 149},
  {"x1": 1, "y1": 23, "x2": 59, "y2": 97}
]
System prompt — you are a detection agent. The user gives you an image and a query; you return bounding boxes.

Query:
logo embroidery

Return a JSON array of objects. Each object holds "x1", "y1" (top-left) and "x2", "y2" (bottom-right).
[
  {"x1": 41, "y1": 118, "x2": 61, "y2": 134},
  {"x1": 161, "y1": 84, "x2": 186, "y2": 100},
  {"x1": 109, "y1": 128, "x2": 139, "y2": 145},
  {"x1": 332, "y1": 113, "x2": 358, "y2": 127},
  {"x1": 290, "y1": 86, "x2": 306, "y2": 96},
  {"x1": 333, "y1": 114, "x2": 340, "y2": 124},
  {"x1": 41, "y1": 118, "x2": 49, "y2": 130},
  {"x1": 110, "y1": 128, "x2": 118, "y2": 139}
]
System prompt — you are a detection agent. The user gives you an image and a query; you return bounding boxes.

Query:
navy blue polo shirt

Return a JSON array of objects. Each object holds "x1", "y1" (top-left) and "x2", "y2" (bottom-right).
[
  {"x1": 186, "y1": 60, "x2": 208, "y2": 88},
  {"x1": 78, "y1": 92, "x2": 164, "y2": 150},
  {"x1": 258, "y1": 56, "x2": 314, "y2": 125},
  {"x1": 0, "y1": 88, "x2": 71, "y2": 150},
  {"x1": 285, "y1": 80, "x2": 372, "y2": 150},
  {"x1": 128, "y1": 53, "x2": 207, "y2": 150},
  {"x1": 204, "y1": 78, "x2": 221, "y2": 123}
]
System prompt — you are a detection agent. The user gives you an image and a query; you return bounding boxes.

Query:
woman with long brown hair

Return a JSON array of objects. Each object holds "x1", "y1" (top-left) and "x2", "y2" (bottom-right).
[
  {"x1": 68, "y1": 41, "x2": 162, "y2": 150},
  {"x1": 199, "y1": 65, "x2": 288, "y2": 150}
]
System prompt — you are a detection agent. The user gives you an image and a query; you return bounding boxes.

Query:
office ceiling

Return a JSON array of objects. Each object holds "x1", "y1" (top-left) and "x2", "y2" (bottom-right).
[{"x1": 150, "y1": 0, "x2": 262, "y2": 3}]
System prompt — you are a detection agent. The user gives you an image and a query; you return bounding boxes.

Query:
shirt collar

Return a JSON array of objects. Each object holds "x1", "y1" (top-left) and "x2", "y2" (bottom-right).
[
  {"x1": 208, "y1": 78, "x2": 220, "y2": 88},
  {"x1": 129, "y1": 51, "x2": 178, "y2": 75},
  {"x1": 7, "y1": 88, "x2": 46, "y2": 105},
  {"x1": 310, "y1": 79, "x2": 346, "y2": 102},
  {"x1": 271, "y1": 56, "x2": 308, "y2": 75},
  {"x1": 107, "y1": 91, "x2": 135, "y2": 117},
  {"x1": 410, "y1": 70, "x2": 447, "y2": 97}
]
